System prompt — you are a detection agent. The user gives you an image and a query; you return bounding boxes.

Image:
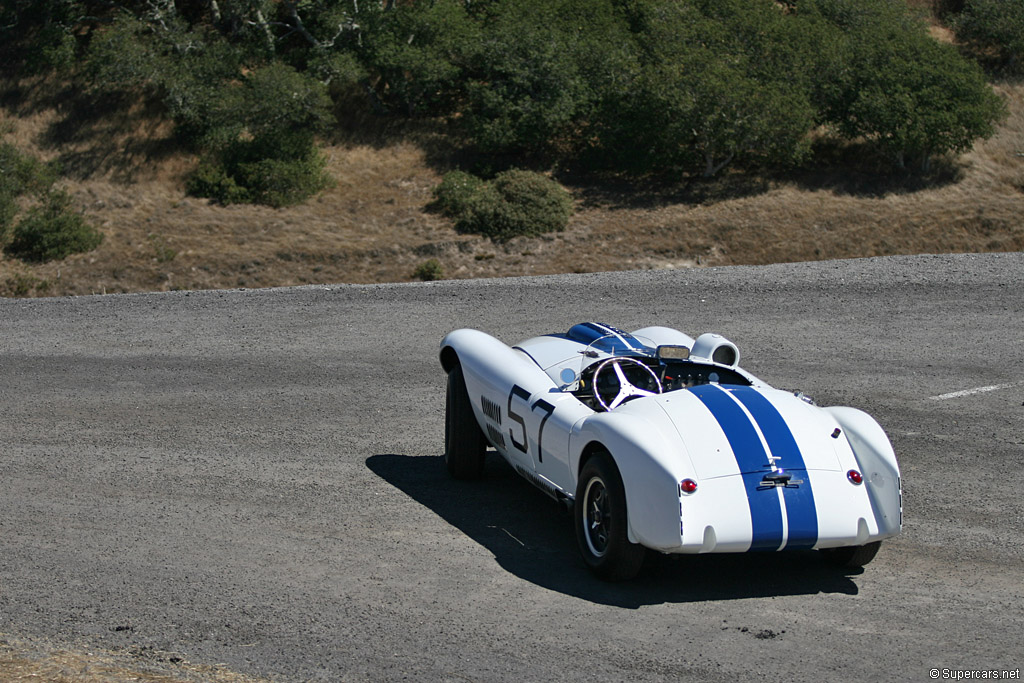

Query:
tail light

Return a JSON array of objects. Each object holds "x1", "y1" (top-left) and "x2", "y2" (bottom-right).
[
  {"x1": 680, "y1": 479, "x2": 698, "y2": 494},
  {"x1": 847, "y1": 469, "x2": 863, "y2": 485}
]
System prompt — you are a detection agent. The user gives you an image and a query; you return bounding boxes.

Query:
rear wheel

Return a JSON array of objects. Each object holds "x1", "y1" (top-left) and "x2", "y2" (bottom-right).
[
  {"x1": 574, "y1": 451, "x2": 645, "y2": 580},
  {"x1": 445, "y1": 363, "x2": 486, "y2": 480},
  {"x1": 822, "y1": 541, "x2": 882, "y2": 568}
]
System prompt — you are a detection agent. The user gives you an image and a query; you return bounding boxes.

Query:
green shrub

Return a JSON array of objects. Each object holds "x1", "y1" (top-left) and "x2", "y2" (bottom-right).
[
  {"x1": 413, "y1": 259, "x2": 444, "y2": 281},
  {"x1": 487, "y1": 169, "x2": 573, "y2": 238},
  {"x1": 0, "y1": 141, "x2": 58, "y2": 198},
  {"x1": 0, "y1": 191, "x2": 16, "y2": 242},
  {"x1": 432, "y1": 170, "x2": 485, "y2": 216},
  {"x1": 598, "y1": 0, "x2": 816, "y2": 177},
  {"x1": 452, "y1": 182, "x2": 505, "y2": 237},
  {"x1": 185, "y1": 63, "x2": 334, "y2": 208},
  {"x1": 234, "y1": 152, "x2": 332, "y2": 209},
  {"x1": 435, "y1": 169, "x2": 573, "y2": 241},
  {"x1": 953, "y1": 0, "x2": 1024, "y2": 71},
  {"x1": 0, "y1": 140, "x2": 63, "y2": 245},
  {"x1": 188, "y1": 141, "x2": 332, "y2": 208},
  {"x1": 461, "y1": 0, "x2": 633, "y2": 159},
  {"x1": 5, "y1": 191, "x2": 103, "y2": 262},
  {"x1": 359, "y1": 0, "x2": 479, "y2": 116},
  {"x1": 147, "y1": 233, "x2": 177, "y2": 263},
  {"x1": 811, "y1": 0, "x2": 1006, "y2": 169},
  {"x1": 185, "y1": 161, "x2": 251, "y2": 205}
]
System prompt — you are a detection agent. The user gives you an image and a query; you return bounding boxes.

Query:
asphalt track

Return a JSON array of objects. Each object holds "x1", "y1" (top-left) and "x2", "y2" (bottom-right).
[{"x1": 1, "y1": 253, "x2": 1022, "y2": 682}]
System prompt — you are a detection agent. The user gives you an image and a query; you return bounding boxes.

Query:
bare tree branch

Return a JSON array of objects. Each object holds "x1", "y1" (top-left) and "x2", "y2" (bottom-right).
[{"x1": 252, "y1": 7, "x2": 275, "y2": 53}]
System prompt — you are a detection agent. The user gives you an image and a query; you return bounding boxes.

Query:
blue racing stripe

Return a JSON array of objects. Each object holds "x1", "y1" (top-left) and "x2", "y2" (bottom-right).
[
  {"x1": 726, "y1": 386, "x2": 819, "y2": 550},
  {"x1": 779, "y1": 484, "x2": 817, "y2": 550},
  {"x1": 690, "y1": 385, "x2": 783, "y2": 551}
]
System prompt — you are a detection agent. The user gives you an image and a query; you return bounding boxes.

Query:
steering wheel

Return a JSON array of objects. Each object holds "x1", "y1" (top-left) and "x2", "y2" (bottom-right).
[{"x1": 591, "y1": 357, "x2": 663, "y2": 411}]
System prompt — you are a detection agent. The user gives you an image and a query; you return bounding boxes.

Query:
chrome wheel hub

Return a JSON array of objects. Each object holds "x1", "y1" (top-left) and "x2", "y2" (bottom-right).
[{"x1": 583, "y1": 477, "x2": 610, "y2": 557}]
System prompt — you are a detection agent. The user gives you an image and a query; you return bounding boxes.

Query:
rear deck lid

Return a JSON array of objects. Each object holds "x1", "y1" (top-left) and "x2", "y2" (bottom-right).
[{"x1": 658, "y1": 384, "x2": 842, "y2": 480}]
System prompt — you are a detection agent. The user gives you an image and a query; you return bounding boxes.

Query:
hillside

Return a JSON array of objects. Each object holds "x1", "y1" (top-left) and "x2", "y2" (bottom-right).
[{"x1": 0, "y1": 77, "x2": 1021, "y2": 298}]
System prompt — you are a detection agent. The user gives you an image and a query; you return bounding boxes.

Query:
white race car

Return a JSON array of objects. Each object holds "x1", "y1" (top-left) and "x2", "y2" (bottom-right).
[{"x1": 440, "y1": 323, "x2": 901, "y2": 580}]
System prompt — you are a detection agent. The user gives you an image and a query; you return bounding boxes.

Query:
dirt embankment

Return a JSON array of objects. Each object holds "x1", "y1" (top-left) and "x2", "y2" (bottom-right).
[{"x1": 1, "y1": 79, "x2": 1022, "y2": 298}]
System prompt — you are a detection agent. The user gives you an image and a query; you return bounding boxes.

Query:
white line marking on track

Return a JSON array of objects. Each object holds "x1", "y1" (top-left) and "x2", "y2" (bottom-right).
[{"x1": 928, "y1": 383, "x2": 1018, "y2": 401}]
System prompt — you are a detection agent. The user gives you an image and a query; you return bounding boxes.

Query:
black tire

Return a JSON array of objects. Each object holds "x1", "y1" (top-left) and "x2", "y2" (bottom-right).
[
  {"x1": 445, "y1": 363, "x2": 486, "y2": 480},
  {"x1": 822, "y1": 540, "x2": 882, "y2": 568},
  {"x1": 574, "y1": 451, "x2": 646, "y2": 580}
]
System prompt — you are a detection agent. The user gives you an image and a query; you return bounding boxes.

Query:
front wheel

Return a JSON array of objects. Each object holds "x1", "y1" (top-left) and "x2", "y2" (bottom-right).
[
  {"x1": 574, "y1": 451, "x2": 645, "y2": 580},
  {"x1": 821, "y1": 541, "x2": 882, "y2": 568},
  {"x1": 445, "y1": 364, "x2": 486, "y2": 480}
]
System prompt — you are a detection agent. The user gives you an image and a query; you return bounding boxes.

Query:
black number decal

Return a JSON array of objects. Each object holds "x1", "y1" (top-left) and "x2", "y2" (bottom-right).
[
  {"x1": 508, "y1": 384, "x2": 557, "y2": 464},
  {"x1": 531, "y1": 399, "x2": 555, "y2": 463},
  {"x1": 508, "y1": 385, "x2": 531, "y2": 453}
]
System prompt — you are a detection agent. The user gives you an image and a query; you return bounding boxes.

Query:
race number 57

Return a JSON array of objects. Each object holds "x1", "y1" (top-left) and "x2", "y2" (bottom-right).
[{"x1": 508, "y1": 385, "x2": 555, "y2": 463}]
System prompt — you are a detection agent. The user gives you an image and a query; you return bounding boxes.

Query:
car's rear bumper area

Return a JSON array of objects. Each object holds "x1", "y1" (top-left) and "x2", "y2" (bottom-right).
[{"x1": 664, "y1": 469, "x2": 899, "y2": 554}]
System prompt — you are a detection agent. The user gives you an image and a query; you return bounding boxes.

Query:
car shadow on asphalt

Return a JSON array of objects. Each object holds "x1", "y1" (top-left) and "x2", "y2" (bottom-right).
[{"x1": 366, "y1": 453, "x2": 862, "y2": 608}]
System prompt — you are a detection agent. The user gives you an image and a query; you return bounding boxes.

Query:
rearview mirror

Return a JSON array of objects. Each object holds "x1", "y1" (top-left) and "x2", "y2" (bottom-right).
[{"x1": 656, "y1": 345, "x2": 690, "y2": 360}]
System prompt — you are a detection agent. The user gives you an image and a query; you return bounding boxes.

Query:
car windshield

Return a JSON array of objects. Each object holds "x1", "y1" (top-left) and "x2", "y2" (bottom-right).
[{"x1": 568, "y1": 323, "x2": 656, "y2": 361}]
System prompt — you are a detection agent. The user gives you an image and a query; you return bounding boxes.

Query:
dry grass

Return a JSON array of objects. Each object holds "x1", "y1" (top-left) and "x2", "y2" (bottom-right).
[
  {"x1": 0, "y1": 636, "x2": 270, "y2": 683},
  {"x1": 1, "y1": 77, "x2": 1022, "y2": 298}
]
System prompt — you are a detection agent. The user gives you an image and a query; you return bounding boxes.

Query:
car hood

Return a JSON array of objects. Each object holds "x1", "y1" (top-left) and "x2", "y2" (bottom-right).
[{"x1": 648, "y1": 384, "x2": 845, "y2": 480}]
